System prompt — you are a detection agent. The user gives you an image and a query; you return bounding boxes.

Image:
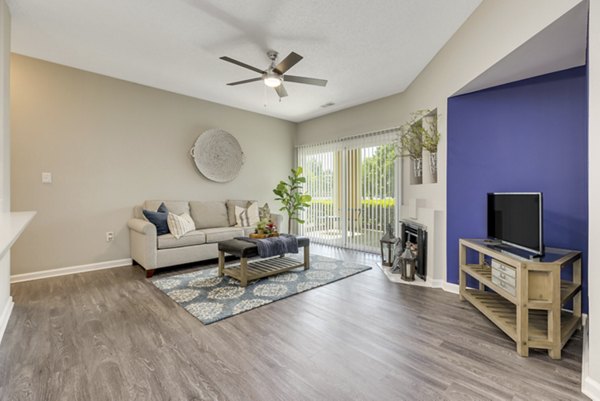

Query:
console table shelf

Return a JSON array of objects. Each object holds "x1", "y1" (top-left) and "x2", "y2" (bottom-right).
[{"x1": 459, "y1": 239, "x2": 582, "y2": 359}]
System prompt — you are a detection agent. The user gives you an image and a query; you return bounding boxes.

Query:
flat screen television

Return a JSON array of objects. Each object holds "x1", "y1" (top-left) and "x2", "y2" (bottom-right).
[{"x1": 487, "y1": 192, "x2": 544, "y2": 256}]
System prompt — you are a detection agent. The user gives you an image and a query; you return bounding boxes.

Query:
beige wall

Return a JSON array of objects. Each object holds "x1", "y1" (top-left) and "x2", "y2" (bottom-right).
[
  {"x1": 297, "y1": 0, "x2": 582, "y2": 282},
  {"x1": 587, "y1": 0, "x2": 600, "y2": 397},
  {"x1": 0, "y1": 0, "x2": 11, "y2": 320},
  {"x1": 10, "y1": 55, "x2": 296, "y2": 274},
  {"x1": 0, "y1": 0, "x2": 8, "y2": 214}
]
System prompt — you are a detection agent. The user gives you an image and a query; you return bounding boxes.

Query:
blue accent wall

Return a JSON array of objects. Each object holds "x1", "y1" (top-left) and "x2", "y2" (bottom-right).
[{"x1": 447, "y1": 66, "x2": 588, "y2": 312}]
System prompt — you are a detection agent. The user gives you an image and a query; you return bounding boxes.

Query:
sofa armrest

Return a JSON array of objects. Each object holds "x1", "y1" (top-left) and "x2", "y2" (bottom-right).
[
  {"x1": 128, "y1": 218, "x2": 158, "y2": 270},
  {"x1": 128, "y1": 218, "x2": 156, "y2": 235}
]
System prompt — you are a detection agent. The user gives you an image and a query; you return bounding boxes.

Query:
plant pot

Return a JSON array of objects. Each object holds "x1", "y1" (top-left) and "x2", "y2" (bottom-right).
[
  {"x1": 249, "y1": 232, "x2": 280, "y2": 239},
  {"x1": 412, "y1": 157, "x2": 423, "y2": 178},
  {"x1": 429, "y1": 152, "x2": 437, "y2": 182}
]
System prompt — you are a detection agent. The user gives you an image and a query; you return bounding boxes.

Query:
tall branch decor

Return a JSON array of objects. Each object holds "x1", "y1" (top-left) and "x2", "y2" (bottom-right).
[{"x1": 395, "y1": 109, "x2": 441, "y2": 182}]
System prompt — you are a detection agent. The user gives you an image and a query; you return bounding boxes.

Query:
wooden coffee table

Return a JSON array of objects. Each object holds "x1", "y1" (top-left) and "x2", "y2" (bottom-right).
[{"x1": 217, "y1": 237, "x2": 310, "y2": 287}]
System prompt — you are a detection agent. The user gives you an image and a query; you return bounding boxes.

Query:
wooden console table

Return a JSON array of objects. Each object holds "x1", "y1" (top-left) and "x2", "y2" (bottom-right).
[{"x1": 459, "y1": 239, "x2": 581, "y2": 359}]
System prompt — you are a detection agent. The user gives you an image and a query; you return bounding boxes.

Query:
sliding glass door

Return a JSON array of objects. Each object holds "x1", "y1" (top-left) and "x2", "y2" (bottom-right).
[
  {"x1": 298, "y1": 146, "x2": 339, "y2": 247},
  {"x1": 298, "y1": 132, "x2": 398, "y2": 253}
]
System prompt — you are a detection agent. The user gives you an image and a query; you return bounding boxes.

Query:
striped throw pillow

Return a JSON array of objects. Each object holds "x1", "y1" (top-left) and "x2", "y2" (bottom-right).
[
  {"x1": 235, "y1": 202, "x2": 260, "y2": 227},
  {"x1": 167, "y1": 212, "x2": 195, "y2": 239}
]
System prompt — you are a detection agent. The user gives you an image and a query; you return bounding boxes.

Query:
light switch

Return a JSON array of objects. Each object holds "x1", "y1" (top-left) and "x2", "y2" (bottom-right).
[{"x1": 42, "y1": 172, "x2": 52, "y2": 184}]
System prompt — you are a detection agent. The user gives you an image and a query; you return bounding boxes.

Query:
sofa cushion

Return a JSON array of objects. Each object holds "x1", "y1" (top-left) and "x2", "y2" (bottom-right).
[
  {"x1": 199, "y1": 227, "x2": 244, "y2": 243},
  {"x1": 142, "y1": 202, "x2": 170, "y2": 235},
  {"x1": 234, "y1": 202, "x2": 260, "y2": 227},
  {"x1": 145, "y1": 200, "x2": 190, "y2": 216},
  {"x1": 167, "y1": 212, "x2": 196, "y2": 239},
  {"x1": 226, "y1": 200, "x2": 257, "y2": 226},
  {"x1": 190, "y1": 201, "x2": 229, "y2": 229},
  {"x1": 158, "y1": 230, "x2": 207, "y2": 249}
]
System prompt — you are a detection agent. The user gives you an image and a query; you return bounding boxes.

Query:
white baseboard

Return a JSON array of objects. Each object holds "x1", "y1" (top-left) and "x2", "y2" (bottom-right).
[
  {"x1": 431, "y1": 279, "x2": 461, "y2": 294},
  {"x1": 10, "y1": 258, "x2": 132, "y2": 283},
  {"x1": 376, "y1": 265, "x2": 460, "y2": 295},
  {"x1": 583, "y1": 377, "x2": 600, "y2": 401},
  {"x1": 431, "y1": 279, "x2": 444, "y2": 288},
  {"x1": 0, "y1": 296, "x2": 14, "y2": 345},
  {"x1": 442, "y1": 281, "x2": 460, "y2": 294},
  {"x1": 582, "y1": 314, "x2": 600, "y2": 400}
]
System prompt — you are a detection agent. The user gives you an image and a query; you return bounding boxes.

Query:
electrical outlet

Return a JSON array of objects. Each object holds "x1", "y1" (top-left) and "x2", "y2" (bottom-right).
[
  {"x1": 41, "y1": 172, "x2": 52, "y2": 184},
  {"x1": 106, "y1": 232, "x2": 114, "y2": 242}
]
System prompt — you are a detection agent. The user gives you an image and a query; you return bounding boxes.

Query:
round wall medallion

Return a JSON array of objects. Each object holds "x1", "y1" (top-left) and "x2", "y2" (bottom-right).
[{"x1": 190, "y1": 129, "x2": 244, "y2": 182}]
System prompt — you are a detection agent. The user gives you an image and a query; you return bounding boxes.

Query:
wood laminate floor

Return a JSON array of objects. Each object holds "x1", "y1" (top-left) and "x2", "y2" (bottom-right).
[{"x1": 0, "y1": 245, "x2": 589, "y2": 401}]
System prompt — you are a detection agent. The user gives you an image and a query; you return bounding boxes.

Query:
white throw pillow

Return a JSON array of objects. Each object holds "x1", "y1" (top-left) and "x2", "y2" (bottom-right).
[
  {"x1": 167, "y1": 212, "x2": 195, "y2": 239},
  {"x1": 235, "y1": 202, "x2": 260, "y2": 227}
]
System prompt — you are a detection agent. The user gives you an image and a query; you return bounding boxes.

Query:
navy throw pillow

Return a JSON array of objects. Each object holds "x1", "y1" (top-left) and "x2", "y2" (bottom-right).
[{"x1": 142, "y1": 202, "x2": 169, "y2": 235}]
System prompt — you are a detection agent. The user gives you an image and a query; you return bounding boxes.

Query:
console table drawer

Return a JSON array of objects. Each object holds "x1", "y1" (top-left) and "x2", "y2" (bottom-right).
[
  {"x1": 491, "y1": 259, "x2": 516, "y2": 278},
  {"x1": 492, "y1": 267, "x2": 516, "y2": 286},
  {"x1": 492, "y1": 273, "x2": 516, "y2": 296}
]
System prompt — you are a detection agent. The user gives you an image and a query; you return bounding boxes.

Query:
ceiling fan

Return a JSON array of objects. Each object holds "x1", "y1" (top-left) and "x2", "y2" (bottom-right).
[{"x1": 220, "y1": 50, "x2": 327, "y2": 98}]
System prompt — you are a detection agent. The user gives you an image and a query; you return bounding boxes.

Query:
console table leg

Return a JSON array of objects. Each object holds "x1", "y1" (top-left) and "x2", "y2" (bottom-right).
[
  {"x1": 516, "y1": 302, "x2": 529, "y2": 357},
  {"x1": 574, "y1": 258, "x2": 582, "y2": 325},
  {"x1": 516, "y1": 265, "x2": 529, "y2": 357},
  {"x1": 516, "y1": 340, "x2": 529, "y2": 357},
  {"x1": 459, "y1": 243, "x2": 466, "y2": 300},
  {"x1": 478, "y1": 253, "x2": 485, "y2": 291},
  {"x1": 218, "y1": 251, "x2": 225, "y2": 277},
  {"x1": 549, "y1": 270, "x2": 562, "y2": 359},
  {"x1": 549, "y1": 347, "x2": 561, "y2": 359},
  {"x1": 240, "y1": 257, "x2": 248, "y2": 287},
  {"x1": 304, "y1": 245, "x2": 310, "y2": 270}
]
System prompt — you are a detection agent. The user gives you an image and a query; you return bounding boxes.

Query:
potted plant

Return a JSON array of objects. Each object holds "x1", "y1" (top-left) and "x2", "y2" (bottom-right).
[
  {"x1": 273, "y1": 167, "x2": 312, "y2": 233},
  {"x1": 422, "y1": 112, "x2": 440, "y2": 181},
  {"x1": 252, "y1": 219, "x2": 279, "y2": 238},
  {"x1": 396, "y1": 110, "x2": 428, "y2": 180}
]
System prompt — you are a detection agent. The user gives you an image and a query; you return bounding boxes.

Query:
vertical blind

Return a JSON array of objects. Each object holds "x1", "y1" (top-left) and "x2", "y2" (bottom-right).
[{"x1": 297, "y1": 129, "x2": 399, "y2": 252}]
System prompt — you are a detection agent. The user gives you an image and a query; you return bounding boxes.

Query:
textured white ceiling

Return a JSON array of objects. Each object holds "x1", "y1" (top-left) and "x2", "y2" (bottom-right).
[{"x1": 7, "y1": 0, "x2": 482, "y2": 122}]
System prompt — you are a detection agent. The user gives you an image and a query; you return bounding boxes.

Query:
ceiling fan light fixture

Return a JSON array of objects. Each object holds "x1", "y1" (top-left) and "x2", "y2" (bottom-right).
[
  {"x1": 221, "y1": 51, "x2": 326, "y2": 97},
  {"x1": 263, "y1": 72, "x2": 282, "y2": 88}
]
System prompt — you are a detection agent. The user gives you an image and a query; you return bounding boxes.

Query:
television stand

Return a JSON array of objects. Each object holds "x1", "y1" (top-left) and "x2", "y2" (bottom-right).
[{"x1": 459, "y1": 238, "x2": 582, "y2": 359}]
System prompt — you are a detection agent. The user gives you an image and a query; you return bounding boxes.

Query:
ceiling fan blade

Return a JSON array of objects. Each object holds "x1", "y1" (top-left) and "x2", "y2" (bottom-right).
[
  {"x1": 274, "y1": 84, "x2": 288, "y2": 98},
  {"x1": 284, "y1": 75, "x2": 328, "y2": 87},
  {"x1": 220, "y1": 56, "x2": 264, "y2": 74},
  {"x1": 273, "y1": 52, "x2": 303, "y2": 74},
  {"x1": 226, "y1": 77, "x2": 262, "y2": 86}
]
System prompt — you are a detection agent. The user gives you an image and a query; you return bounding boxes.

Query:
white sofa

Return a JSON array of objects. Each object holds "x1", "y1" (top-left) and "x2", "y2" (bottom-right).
[{"x1": 128, "y1": 200, "x2": 282, "y2": 277}]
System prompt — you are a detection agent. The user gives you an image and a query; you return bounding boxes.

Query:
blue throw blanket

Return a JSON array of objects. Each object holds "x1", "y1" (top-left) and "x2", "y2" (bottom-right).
[{"x1": 236, "y1": 234, "x2": 299, "y2": 258}]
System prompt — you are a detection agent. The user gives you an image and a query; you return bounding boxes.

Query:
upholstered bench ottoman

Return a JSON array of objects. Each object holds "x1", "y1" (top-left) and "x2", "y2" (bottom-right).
[{"x1": 217, "y1": 236, "x2": 310, "y2": 286}]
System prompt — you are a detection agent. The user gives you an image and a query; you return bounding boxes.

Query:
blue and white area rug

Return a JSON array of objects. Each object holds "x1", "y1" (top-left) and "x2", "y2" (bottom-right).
[{"x1": 151, "y1": 254, "x2": 371, "y2": 324}]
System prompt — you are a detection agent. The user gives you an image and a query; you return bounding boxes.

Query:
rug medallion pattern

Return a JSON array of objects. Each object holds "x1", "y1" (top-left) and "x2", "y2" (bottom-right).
[{"x1": 151, "y1": 254, "x2": 371, "y2": 324}]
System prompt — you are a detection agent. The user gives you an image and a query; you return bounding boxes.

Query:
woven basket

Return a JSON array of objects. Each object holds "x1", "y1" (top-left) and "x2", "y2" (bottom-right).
[
  {"x1": 190, "y1": 129, "x2": 244, "y2": 182},
  {"x1": 249, "y1": 232, "x2": 280, "y2": 239}
]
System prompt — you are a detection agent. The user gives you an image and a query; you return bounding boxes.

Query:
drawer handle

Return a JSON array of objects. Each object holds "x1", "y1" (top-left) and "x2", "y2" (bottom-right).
[{"x1": 500, "y1": 273, "x2": 506, "y2": 279}]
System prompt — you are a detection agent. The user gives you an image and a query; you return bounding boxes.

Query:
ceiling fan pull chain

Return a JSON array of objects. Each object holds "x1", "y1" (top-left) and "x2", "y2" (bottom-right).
[{"x1": 263, "y1": 83, "x2": 268, "y2": 109}]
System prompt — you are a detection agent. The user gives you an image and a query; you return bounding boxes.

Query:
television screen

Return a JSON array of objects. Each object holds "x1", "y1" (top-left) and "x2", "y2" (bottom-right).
[{"x1": 487, "y1": 193, "x2": 543, "y2": 255}]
